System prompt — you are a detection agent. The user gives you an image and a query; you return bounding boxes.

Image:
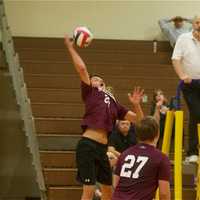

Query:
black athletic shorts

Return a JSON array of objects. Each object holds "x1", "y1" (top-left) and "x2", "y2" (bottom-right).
[{"x1": 76, "y1": 137, "x2": 112, "y2": 185}]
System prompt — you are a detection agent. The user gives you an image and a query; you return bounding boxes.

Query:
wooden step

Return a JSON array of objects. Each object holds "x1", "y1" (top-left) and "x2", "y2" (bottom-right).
[
  {"x1": 41, "y1": 150, "x2": 196, "y2": 173},
  {"x1": 28, "y1": 88, "x2": 82, "y2": 103},
  {"x1": 170, "y1": 173, "x2": 195, "y2": 187},
  {"x1": 44, "y1": 168, "x2": 80, "y2": 186},
  {"x1": 31, "y1": 102, "x2": 151, "y2": 118},
  {"x1": 14, "y1": 37, "x2": 172, "y2": 52},
  {"x1": 48, "y1": 186, "x2": 195, "y2": 200},
  {"x1": 32, "y1": 103, "x2": 84, "y2": 118},
  {"x1": 18, "y1": 50, "x2": 171, "y2": 64},
  {"x1": 28, "y1": 88, "x2": 180, "y2": 104},
  {"x1": 40, "y1": 150, "x2": 76, "y2": 168},
  {"x1": 27, "y1": 88, "x2": 188, "y2": 116},
  {"x1": 35, "y1": 118, "x2": 82, "y2": 134},
  {"x1": 24, "y1": 74, "x2": 178, "y2": 90},
  {"x1": 17, "y1": 47, "x2": 172, "y2": 55},
  {"x1": 171, "y1": 187, "x2": 196, "y2": 200},
  {"x1": 31, "y1": 101, "x2": 188, "y2": 119},
  {"x1": 21, "y1": 61, "x2": 174, "y2": 76},
  {"x1": 48, "y1": 186, "x2": 82, "y2": 200},
  {"x1": 38, "y1": 134, "x2": 81, "y2": 151},
  {"x1": 35, "y1": 117, "x2": 189, "y2": 136},
  {"x1": 44, "y1": 167, "x2": 195, "y2": 187},
  {"x1": 171, "y1": 161, "x2": 198, "y2": 175}
]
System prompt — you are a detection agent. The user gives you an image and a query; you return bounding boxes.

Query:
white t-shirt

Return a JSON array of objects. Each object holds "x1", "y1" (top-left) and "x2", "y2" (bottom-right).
[{"x1": 172, "y1": 32, "x2": 200, "y2": 79}]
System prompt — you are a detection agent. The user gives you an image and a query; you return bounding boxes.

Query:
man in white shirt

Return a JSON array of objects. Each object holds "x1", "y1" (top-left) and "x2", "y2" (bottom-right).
[
  {"x1": 172, "y1": 16, "x2": 200, "y2": 163},
  {"x1": 159, "y1": 16, "x2": 192, "y2": 47}
]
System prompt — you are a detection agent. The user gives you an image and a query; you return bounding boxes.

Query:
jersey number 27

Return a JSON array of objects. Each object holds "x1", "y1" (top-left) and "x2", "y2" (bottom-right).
[{"x1": 120, "y1": 155, "x2": 149, "y2": 179}]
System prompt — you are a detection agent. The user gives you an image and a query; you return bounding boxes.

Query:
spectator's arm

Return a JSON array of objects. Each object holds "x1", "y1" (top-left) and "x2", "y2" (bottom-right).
[
  {"x1": 159, "y1": 180, "x2": 171, "y2": 200},
  {"x1": 172, "y1": 59, "x2": 192, "y2": 83},
  {"x1": 172, "y1": 35, "x2": 191, "y2": 83},
  {"x1": 64, "y1": 34, "x2": 90, "y2": 85},
  {"x1": 150, "y1": 103, "x2": 156, "y2": 116},
  {"x1": 150, "y1": 101, "x2": 161, "y2": 123},
  {"x1": 153, "y1": 101, "x2": 162, "y2": 123},
  {"x1": 159, "y1": 18, "x2": 177, "y2": 46},
  {"x1": 183, "y1": 17, "x2": 193, "y2": 24},
  {"x1": 172, "y1": 59, "x2": 186, "y2": 80},
  {"x1": 159, "y1": 18, "x2": 172, "y2": 28}
]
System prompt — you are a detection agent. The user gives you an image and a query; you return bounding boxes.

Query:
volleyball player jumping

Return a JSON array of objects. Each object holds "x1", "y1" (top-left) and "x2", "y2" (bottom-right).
[{"x1": 64, "y1": 34, "x2": 144, "y2": 200}]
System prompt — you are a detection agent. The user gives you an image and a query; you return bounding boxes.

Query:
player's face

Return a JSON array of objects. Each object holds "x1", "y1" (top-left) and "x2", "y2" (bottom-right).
[
  {"x1": 90, "y1": 76, "x2": 105, "y2": 90},
  {"x1": 118, "y1": 120, "x2": 131, "y2": 135},
  {"x1": 193, "y1": 17, "x2": 200, "y2": 32}
]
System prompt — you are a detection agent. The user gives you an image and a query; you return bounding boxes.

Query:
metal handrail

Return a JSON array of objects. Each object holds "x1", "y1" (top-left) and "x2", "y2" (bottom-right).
[
  {"x1": 0, "y1": 1, "x2": 47, "y2": 199},
  {"x1": 21, "y1": 84, "x2": 46, "y2": 192}
]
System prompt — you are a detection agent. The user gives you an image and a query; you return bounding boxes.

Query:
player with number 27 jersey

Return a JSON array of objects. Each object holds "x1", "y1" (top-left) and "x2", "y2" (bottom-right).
[{"x1": 112, "y1": 143, "x2": 171, "y2": 200}]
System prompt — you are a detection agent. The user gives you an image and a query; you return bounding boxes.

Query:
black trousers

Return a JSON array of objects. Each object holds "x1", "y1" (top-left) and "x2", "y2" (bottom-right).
[{"x1": 182, "y1": 81, "x2": 200, "y2": 155}]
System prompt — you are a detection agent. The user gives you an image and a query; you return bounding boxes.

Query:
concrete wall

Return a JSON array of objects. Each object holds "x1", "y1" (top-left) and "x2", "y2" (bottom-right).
[
  {"x1": 4, "y1": 1, "x2": 200, "y2": 40},
  {"x1": 0, "y1": 61, "x2": 40, "y2": 199}
]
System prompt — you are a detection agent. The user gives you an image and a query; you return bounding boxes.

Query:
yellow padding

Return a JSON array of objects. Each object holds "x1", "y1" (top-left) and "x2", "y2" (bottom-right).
[
  {"x1": 155, "y1": 111, "x2": 174, "y2": 200},
  {"x1": 174, "y1": 111, "x2": 183, "y2": 200}
]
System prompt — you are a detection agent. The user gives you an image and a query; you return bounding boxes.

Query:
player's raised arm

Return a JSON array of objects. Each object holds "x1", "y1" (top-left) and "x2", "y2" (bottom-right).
[{"x1": 64, "y1": 34, "x2": 90, "y2": 85}]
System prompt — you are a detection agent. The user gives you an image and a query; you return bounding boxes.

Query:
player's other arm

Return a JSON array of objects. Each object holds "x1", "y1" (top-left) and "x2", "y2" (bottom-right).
[
  {"x1": 125, "y1": 87, "x2": 144, "y2": 123},
  {"x1": 159, "y1": 180, "x2": 171, "y2": 200},
  {"x1": 64, "y1": 34, "x2": 90, "y2": 85}
]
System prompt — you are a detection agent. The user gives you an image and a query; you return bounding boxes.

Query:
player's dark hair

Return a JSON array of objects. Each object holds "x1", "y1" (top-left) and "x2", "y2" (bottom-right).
[
  {"x1": 135, "y1": 116, "x2": 159, "y2": 142},
  {"x1": 89, "y1": 74, "x2": 102, "y2": 79}
]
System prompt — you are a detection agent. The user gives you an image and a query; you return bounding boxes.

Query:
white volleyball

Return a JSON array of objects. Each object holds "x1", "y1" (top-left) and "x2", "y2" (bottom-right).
[{"x1": 73, "y1": 26, "x2": 93, "y2": 48}]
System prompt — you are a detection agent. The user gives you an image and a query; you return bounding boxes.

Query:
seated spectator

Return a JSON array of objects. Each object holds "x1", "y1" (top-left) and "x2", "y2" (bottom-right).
[
  {"x1": 159, "y1": 16, "x2": 192, "y2": 47},
  {"x1": 150, "y1": 89, "x2": 169, "y2": 148},
  {"x1": 108, "y1": 120, "x2": 137, "y2": 158}
]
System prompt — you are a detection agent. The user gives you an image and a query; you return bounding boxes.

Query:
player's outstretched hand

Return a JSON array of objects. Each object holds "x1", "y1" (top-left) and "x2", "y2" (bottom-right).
[
  {"x1": 64, "y1": 34, "x2": 74, "y2": 48},
  {"x1": 128, "y1": 86, "x2": 144, "y2": 105}
]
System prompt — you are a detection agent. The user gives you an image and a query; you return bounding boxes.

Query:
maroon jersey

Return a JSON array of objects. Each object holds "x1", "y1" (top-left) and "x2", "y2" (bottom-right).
[
  {"x1": 81, "y1": 81, "x2": 128, "y2": 133},
  {"x1": 112, "y1": 143, "x2": 170, "y2": 200}
]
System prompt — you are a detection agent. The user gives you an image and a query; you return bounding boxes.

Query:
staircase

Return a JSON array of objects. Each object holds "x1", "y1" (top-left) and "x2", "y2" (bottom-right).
[{"x1": 14, "y1": 37, "x2": 196, "y2": 200}]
